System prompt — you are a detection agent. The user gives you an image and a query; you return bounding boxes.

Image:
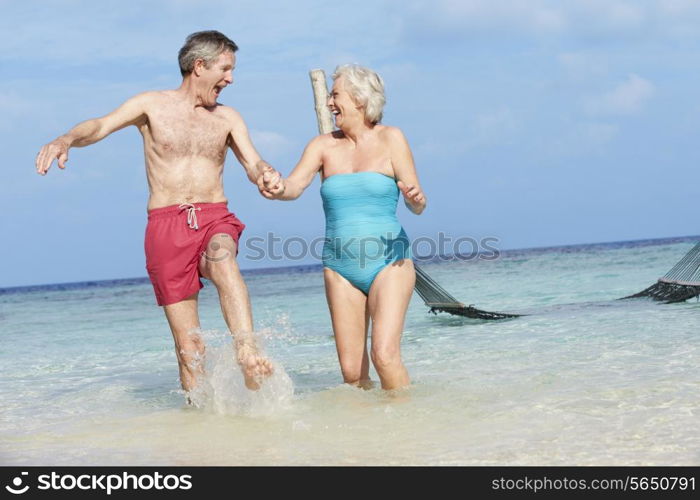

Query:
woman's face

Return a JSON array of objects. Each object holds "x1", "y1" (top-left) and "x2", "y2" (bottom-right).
[{"x1": 328, "y1": 76, "x2": 362, "y2": 128}]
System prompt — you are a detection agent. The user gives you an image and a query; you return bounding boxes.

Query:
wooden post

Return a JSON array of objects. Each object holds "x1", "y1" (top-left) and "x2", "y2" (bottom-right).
[{"x1": 309, "y1": 69, "x2": 334, "y2": 135}]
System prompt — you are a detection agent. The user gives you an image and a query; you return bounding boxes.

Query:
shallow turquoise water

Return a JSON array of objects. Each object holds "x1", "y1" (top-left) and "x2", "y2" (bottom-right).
[{"x1": 1, "y1": 237, "x2": 698, "y2": 465}]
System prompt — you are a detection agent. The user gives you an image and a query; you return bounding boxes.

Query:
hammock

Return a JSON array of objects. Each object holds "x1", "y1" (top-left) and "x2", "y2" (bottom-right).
[
  {"x1": 621, "y1": 241, "x2": 700, "y2": 303},
  {"x1": 413, "y1": 264, "x2": 520, "y2": 319}
]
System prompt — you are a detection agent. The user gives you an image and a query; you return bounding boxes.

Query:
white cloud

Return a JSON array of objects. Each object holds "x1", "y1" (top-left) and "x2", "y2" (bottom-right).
[
  {"x1": 656, "y1": 0, "x2": 700, "y2": 37},
  {"x1": 571, "y1": 0, "x2": 645, "y2": 32},
  {"x1": 579, "y1": 122, "x2": 619, "y2": 146},
  {"x1": 658, "y1": 0, "x2": 700, "y2": 18},
  {"x1": 0, "y1": 90, "x2": 45, "y2": 131},
  {"x1": 0, "y1": 0, "x2": 400, "y2": 68},
  {"x1": 471, "y1": 105, "x2": 519, "y2": 146},
  {"x1": 0, "y1": 91, "x2": 35, "y2": 114},
  {"x1": 584, "y1": 74, "x2": 655, "y2": 116},
  {"x1": 250, "y1": 130, "x2": 296, "y2": 157},
  {"x1": 399, "y1": 0, "x2": 700, "y2": 43},
  {"x1": 0, "y1": 2, "x2": 177, "y2": 65},
  {"x1": 417, "y1": 105, "x2": 519, "y2": 156},
  {"x1": 402, "y1": 0, "x2": 566, "y2": 38},
  {"x1": 545, "y1": 120, "x2": 619, "y2": 160},
  {"x1": 557, "y1": 51, "x2": 608, "y2": 82}
]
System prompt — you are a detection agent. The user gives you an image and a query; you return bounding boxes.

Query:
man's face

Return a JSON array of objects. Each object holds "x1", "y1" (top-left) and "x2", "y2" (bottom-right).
[{"x1": 199, "y1": 50, "x2": 235, "y2": 106}]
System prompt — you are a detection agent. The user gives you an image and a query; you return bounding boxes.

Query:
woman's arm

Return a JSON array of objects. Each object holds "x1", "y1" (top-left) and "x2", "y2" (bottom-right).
[
  {"x1": 387, "y1": 127, "x2": 426, "y2": 215},
  {"x1": 261, "y1": 135, "x2": 325, "y2": 200}
]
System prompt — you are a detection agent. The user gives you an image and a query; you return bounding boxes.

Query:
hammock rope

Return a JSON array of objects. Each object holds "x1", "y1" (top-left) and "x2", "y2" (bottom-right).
[
  {"x1": 621, "y1": 242, "x2": 700, "y2": 303},
  {"x1": 414, "y1": 265, "x2": 520, "y2": 320}
]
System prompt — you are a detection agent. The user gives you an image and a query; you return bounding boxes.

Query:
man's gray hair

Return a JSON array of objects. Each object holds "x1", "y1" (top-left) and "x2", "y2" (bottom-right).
[
  {"x1": 332, "y1": 64, "x2": 386, "y2": 124},
  {"x1": 178, "y1": 30, "x2": 238, "y2": 76}
]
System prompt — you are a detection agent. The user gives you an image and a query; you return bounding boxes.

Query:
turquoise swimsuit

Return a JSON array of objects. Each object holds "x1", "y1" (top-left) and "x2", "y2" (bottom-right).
[{"x1": 321, "y1": 171, "x2": 412, "y2": 295}]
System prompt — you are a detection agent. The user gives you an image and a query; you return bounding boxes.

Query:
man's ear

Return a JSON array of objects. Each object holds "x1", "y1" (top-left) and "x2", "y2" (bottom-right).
[{"x1": 193, "y1": 58, "x2": 206, "y2": 77}]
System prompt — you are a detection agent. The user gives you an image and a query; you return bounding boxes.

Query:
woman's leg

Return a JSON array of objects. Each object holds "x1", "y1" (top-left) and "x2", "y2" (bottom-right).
[
  {"x1": 367, "y1": 259, "x2": 415, "y2": 390},
  {"x1": 324, "y1": 267, "x2": 372, "y2": 387}
]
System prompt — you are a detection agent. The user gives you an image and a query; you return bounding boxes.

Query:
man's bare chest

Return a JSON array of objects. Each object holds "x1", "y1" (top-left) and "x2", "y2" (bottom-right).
[{"x1": 145, "y1": 110, "x2": 230, "y2": 160}]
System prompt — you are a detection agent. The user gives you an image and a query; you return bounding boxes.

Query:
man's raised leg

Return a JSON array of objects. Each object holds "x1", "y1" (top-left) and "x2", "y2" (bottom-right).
[
  {"x1": 163, "y1": 292, "x2": 205, "y2": 393},
  {"x1": 200, "y1": 232, "x2": 273, "y2": 390}
]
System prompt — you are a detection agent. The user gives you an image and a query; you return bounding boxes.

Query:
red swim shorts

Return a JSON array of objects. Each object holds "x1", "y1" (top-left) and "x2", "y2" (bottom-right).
[{"x1": 145, "y1": 202, "x2": 246, "y2": 306}]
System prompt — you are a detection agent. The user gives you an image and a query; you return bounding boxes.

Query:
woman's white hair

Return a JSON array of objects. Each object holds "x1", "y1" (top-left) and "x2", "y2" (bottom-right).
[{"x1": 332, "y1": 64, "x2": 385, "y2": 124}]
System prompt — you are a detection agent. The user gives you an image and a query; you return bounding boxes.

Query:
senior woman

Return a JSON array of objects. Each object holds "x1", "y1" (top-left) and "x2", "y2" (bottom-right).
[{"x1": 261, "y1": 65, "x2": 426, "y2": 390}]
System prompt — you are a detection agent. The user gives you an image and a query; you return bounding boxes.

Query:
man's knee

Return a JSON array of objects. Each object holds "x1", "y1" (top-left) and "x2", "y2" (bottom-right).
[{"x1": 200, "y1": 233, "x2": 240, "y2": 281}]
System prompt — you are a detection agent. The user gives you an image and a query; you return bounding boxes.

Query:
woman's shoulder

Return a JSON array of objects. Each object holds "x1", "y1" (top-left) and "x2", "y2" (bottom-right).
[
  {"x1": 310, "y1": 130, "x2": 344, "y2": 147},
  {"x1": 376, "y1": 124, "x2": 404, "y2": 137},
  {"x1": 376, "y1": 124, "x2": 408, "y2": 145}
]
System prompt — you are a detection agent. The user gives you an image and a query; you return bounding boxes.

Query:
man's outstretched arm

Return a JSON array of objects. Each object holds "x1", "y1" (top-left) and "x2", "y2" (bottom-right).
[{"x1": 35, "y1": 93, "x2": 149, "y2": 175}]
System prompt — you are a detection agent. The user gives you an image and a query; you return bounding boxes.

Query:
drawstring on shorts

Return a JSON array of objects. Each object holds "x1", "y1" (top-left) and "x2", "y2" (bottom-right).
[{"x1": 178, "y1": 203, "x2": 201, "y2": 230}]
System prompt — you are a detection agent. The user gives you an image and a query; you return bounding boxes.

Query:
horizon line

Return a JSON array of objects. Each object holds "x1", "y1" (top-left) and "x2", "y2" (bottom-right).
[{"x1": 2, "y1": 233, "x2": 698, "y2": 293}]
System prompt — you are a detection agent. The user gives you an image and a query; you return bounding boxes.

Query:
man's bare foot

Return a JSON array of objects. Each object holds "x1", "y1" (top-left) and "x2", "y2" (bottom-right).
[
  {"x1": 235, "y1": 338, "x2": 274, "y2": 390},
  {"x1": 238, "y1": 352, "x2": 274, "y2": 390}
]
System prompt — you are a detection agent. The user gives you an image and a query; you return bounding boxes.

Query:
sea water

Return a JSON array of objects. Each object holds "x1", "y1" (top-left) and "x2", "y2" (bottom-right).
[{"x1": 1, "y1": 237, "x2": 698, "y2": 465}]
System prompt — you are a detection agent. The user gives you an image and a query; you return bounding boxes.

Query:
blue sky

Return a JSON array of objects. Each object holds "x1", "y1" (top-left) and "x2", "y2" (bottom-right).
[{"x1": 2, "y1": 0, "x2": 698, "y2": 287}]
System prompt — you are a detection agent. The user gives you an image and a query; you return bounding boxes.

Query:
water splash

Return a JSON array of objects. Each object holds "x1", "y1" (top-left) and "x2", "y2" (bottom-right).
[
  {"x1": 185, "y1": 329, "x2": 294, "y2": 416},
  {"x1": 257, "y1": 312, "x2": 301, "y2": 344}
]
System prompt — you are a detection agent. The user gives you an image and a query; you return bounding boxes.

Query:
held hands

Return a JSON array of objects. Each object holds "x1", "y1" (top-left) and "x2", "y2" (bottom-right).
[
  {"x1": 35, "y1": 138, "x2": 70, "y2": 175},
  {"x1": 256, "y1": 162, "x2": 285, "y2": 199},
  {"x1": 397, "y1": 180, "x2": 426, "y2": 214}
]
